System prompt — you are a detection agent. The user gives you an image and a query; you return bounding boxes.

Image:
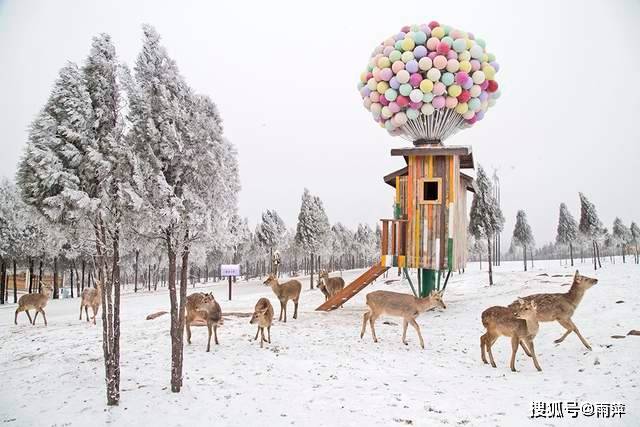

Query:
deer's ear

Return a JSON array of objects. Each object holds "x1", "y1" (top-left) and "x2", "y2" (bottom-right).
[
  {"x1": 530, "y1": 301, "x2": 537, "y2": 310},
  {"x1": 517, "y1": 297, "x2": 525, "y2": 305},
  {"x1": 575, "y1": 270, "x2": 579, "y2": 276}
]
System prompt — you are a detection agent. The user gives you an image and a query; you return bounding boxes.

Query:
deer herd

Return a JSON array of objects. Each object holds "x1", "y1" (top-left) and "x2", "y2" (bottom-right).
[{"x1": 11, "y1": 266, "x2": 599, "y2": 372}]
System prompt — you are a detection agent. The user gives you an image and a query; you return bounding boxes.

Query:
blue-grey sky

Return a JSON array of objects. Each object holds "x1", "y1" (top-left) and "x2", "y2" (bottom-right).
[{"x1": 1, "y1": 0, "x2": 639, "y2": 245}]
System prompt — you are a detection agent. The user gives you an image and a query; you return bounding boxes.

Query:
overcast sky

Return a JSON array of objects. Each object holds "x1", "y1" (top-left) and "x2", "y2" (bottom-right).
[{"x1": 1, "y1": 0, "x2": 639, "y2": 246}]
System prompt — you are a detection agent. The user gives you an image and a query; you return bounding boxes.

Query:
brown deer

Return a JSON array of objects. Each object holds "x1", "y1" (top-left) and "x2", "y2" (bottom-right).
[
  {"x1": 185, "y1": 292, "x2": 223, "y2": 352},
  {"x1": 15, "y1": 282, "x2": 52, "y2": 326},
  {"x1": 508, "y1": 270, "x2": 598, "y2": 350},
  {"x1": 360, "y1": 290, "x2": 446, "y2": 349},
  {"x1": 263, "y1": 274, "x2": 301, "y2": 322},
  {"x1": 318, "y1": 270, "x2": 345, "y2": 300},
  {"x1": 79, "y1": 280, "x2": 102, "y2": 324},
  {"x1": 249, "y1": 297, "x2": 274, "y2": 348},
  {"x1": 480, "y1": 299, "x2": 542, "y2": 372}
]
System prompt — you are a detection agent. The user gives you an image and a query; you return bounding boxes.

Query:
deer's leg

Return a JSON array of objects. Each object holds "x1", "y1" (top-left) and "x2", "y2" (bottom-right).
[
  {"x1": 40, "y1": 309, "x2": 47, "y2": 326},
  {"x1": 79, "y1": 304, "x2": 83, "y2": 321},
  {"x1": 214, "y1": 325, "x2": 219, "y2": 345},
  {"x1": 520, "y1": 340, "x2": 532, "y2": 357},
  {"x1": 369, "y1": 314, "x2": 379, "y2": 343},
  {"x1": 91, "y1": 305, "x2": 97, "y2": 325},
  {"x1": 566, "y1": 318, "x2": 592, "y2": 351},
  {"x1": 32, "y1": 311, "x2": 39, "y2": 325},
  {"x1": 14, "y1": 308, "x2": 20, "y2": 325},
  {"x1": 267, "y1": 326, "x2": 271, "y2": 343},
  {"x1": 486, "y1": 334, "x2": 498, "y2": 368},
  {"x1": 360, "y1": 312, "x2": 370, "y2": 339},
  {"x1": 186, "y1": 321, "x2": 192, "y2": 345},
  {"x1": 206, "y1": 323, "x2": 212, "y2": 352},
  {"x1": 509, "y1": 336, "x2": 519, "y2": 372},
  {"x1": 85, "y1": 306, "x2": 90, "y2": 322},
  {"x1": 25, "y1": 310, "x2": 33, "y2": 325},
  {"x1": 278, "y1": 300, "x2": 284, "y2": 322},
  {"x1": 409, "y1": 319, "x2": 425, "y2": 349},
  {"x1": 402, "y1": 319, "x2": 409, "y2": 345},
  {"x1": 480, "y1": 333, "x2": 488, "y2": 364},
  {"x1": 525, "y1": 337, "x2": 542, "y2": 371},
  {"x1": 260, "y1": 327, "x2": 266, "y2": 348},
  {"x1": 283, "y1": 301, "x2": 287, "y2": 323},
  {"x1": 254, "y1": 326, "x2": 260, "y2": 341},
  {"x1": 293, "y1": 298, "x2": 299, "y2": 320},
  {"x1": 554, "y1": 318, "x2": 573, "y2": 344}
]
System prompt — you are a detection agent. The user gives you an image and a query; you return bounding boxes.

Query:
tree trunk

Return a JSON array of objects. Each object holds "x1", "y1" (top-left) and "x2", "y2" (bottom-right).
[
  {"x1": 486, "y1": 237, "x2": 494, "y2": 285},
  {"x1": 13, "y1": 259, "x2": 18, "y2": 303},
  {"x1": 70, "y1": 265, "x2": 74, "y2": 298},
  {"x1": 569, "y1": 242, "x2": 574, "y2": 267},
  {"x1": 134, "y1": 249, "x2": 139, "y2": 293},
  {"x1": 592, "y1": 241, "x2": 597, "y2": 270},
  {"x1": 53, "y1": 257, "x2": 59, "y2": 299},
  {"x1": 148, "y1": 264, "x2": 151, "y2": 292},
  {"x1": 596, "y1": 241, "x2": 602, "y2": 268},
  {"x1": 523, "y1": 246, "x2": 527, "y2": 272},
  {"x1": 28, "y1": 258, "x2": 34, "y2": 294},
  {"x1": 622, "y1": 245, "x2": 626, "y2": 263},
  {"x1": 309, "y1": 253, "x2": 314, "y2": 290},
  {"x1": 530, "y1": 248, "x2": 534, "y2": 268},
  {"x1": 38, "y1": 259, "x2": 43, "y2": 293},
  {"x1": 167, "y1": 230, "x2": 180, "y2": 392},
  {"x1": 0, "y1": 258, "x2": 5, "y2": 304},
  {"x1": 177, "y1": 232, "x2": 189, "y2": 392},
  {"x1": 81, "y1": 260, "x2": 86, "y2": 292}
]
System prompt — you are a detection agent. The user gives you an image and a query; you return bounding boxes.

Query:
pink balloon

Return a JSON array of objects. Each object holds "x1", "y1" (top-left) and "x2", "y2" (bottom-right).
[
  {"x1": 433, "y1": 55, "x2": 448, "y2": 69},
  {"x1": 379, "y1": 95, "x2": 390, "y2": 106},
  {"x1": 380, "y1": 68, "x2": 393, "y2": 81},
  {"x1": 432, "y1": 96, "x2": 446, "y2": 109},
  {"x1": 433, "y1": 81, "x2": 446, "y2": 96},
  {"x1": 445, "y1": 96, "x2": 458, "y2": 109},
  {"x1": 392, "y1": 61, "x2": 405, "y2": 74},
  {"x1": 389, "y1": 101, "x2": 401, "y2": 113},
  {"x1": 470, "y1": 59, "x2": 481, "y2": 72},
  {"x1": 369, "y1": 92, "x2": 380, "y2": 103},
  {"x1": 455, "y1": 72, "x2": 470, "y2": 85},
  {"x1": 427, "y1": 51, "x2": 438, "y2": 60},
  {"x1": 409, "y1": 101, "x2": 423, "y2": 109},
  {"x1": 446, "y1": 50, "x2": 458, "y2": 60},
  {"x1": 426, "y1": 37, "x2": 439, "y2": 51},
  {"x1": 409, "y1": 73, "x2": 423, "y2": 87},
  {"x1": 436, "y1": 42, "x2": 450, "y2": 55},
  {"x1": 480, "y1": 80, "x2": 489, "y2": 90},
  {"x1": 396, "y1": 95, "x2": 410, "y2": 107}
]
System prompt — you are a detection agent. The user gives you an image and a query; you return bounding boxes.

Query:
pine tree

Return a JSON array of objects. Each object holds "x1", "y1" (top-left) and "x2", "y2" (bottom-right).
[
  {"x1": 578, "y1": 193, "x2": 602, "y2": 270},
  {"x1": 512, "y1": 210, "x2": 533, "y2": 271},
  {"x1": 556, "y1": 203, "x2": 578, "y2": 266},
  {"x1": 129, "y1": 25, "x2": 238, "y2": 393},
  {"x1": 295, "y1": 189, "x2": 330, "y2": 288},
  {"x1": 612, "y1": 218, "x2": 632, "y2": 263},
  {"x1": 468, "y1": 165, "x2": 504, "y2": 285},
  {"x1": 630, "y1": 222, "x2": 640, "y2": 264},
  {"x1": 256, "y1": 209, "x2": 287, "y2": 273}
]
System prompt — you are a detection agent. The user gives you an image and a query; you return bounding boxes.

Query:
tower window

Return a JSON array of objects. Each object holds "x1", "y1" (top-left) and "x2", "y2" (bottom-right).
[{"x1": 419, "y1": 178, "x2": 442, "y2": 205}]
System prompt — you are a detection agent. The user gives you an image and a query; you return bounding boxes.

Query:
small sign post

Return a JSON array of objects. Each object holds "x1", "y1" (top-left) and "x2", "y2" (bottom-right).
[{"x1": 220, "y1": 264, "x2": 241, "y2": 301}]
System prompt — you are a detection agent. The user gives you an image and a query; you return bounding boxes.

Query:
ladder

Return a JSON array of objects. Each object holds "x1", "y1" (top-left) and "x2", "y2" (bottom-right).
[{"x1": 315, "y1": 264, "x2": 390, "y2": 311}]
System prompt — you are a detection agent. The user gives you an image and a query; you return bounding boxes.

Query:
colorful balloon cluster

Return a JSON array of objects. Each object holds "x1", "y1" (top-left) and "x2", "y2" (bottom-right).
[{"x1": 358, "y1": 22, "x2": 501, "y2": 136}]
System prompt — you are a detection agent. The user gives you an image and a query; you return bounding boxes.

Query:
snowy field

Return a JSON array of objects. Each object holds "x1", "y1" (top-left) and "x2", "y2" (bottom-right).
[{"x1": 0, "y1": 260, "x2": 638, "y2": 426}]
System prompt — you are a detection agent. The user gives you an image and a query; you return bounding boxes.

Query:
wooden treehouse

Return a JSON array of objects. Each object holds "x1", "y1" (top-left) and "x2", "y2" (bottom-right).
[{"x1": 317, "y1": 142, "x2": 474, "y2": 311}]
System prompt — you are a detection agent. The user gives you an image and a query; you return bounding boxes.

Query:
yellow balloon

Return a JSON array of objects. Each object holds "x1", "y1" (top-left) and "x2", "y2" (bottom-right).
[
  {"x1": 401, "y1": 38, "x2": 415, "y2": 52},
  {"x1": 360, "y1": 72, "x2": 368, "y2": 83},
  {"x1": 377, "y1": 56, "x2": 391, "y2": 69},
  {"x1": 420, "y1": 79, "x2": 434, "y2": 93},
  {"x1": 376, "y1": 81, "x2": 389, "y2": 94},
  {"x1": 432, "y1": 26, "x2": 445, "y2": 39},
  {"x1": 465, "y1": 39, "x2": 473, "y2": 49},
  {"x1": 482, "y1": 65, "x2": 496, "y2": 80},
  {"x1": 448, "y1": 84, "x2": 462, "y2": 97},
  {"x1": 459, "y1": 60, "x2": 472, "y2": 73},
  {"x1": 455, "y1": 102, "x2": 469, "y2": 114}
]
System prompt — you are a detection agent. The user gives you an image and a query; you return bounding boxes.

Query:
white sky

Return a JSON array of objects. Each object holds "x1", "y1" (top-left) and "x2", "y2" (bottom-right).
[{"x1": 1, "y1": 0, "x2": 639, "y2": 246}]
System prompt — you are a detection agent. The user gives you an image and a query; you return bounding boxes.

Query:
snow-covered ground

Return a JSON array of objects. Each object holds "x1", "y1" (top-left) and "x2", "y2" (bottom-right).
[{"x1": 0, "y1": 260, "x2": 638, "y2": 426}]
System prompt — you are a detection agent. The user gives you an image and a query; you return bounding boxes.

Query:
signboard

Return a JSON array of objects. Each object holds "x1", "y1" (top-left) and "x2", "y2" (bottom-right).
[{"x1": 220, "y1": 264, "x2": 241, "y2": 277}]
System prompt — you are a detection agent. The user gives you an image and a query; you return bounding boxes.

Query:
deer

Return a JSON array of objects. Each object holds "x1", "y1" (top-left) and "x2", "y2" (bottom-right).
[
  {"x1": 508, "y1": 270, "x2": 598, "y2": 350},
  {"x1": 79, "y1": 279, "x2": 102, "y2": 324},
  {"x1": 185, "y1": 292, "x2": 223, "y2": 352},
  {"x1": 480, "y1": 298, "x2": 542, "y2": 372},
  {"x1": 15, "y1": 282, "x2": 52, "y2": 326},
  {"x1": 318, "y1": 270, "x2": 345, "y2": 301},
  {"x1": 360, "y1": 289, "x2": 446, "y2": 349},
  {"x1": 263, "y1": 274, "x2": 301, "y2": 322},
  {"x1": 249, "y1": 297, "x2": 274, "y2": 348}
]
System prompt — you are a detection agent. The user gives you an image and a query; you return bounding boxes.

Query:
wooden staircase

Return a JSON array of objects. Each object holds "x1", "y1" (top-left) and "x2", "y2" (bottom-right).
[{"x1": 315, "y1": 264, "x2": 390, "y2": 311}]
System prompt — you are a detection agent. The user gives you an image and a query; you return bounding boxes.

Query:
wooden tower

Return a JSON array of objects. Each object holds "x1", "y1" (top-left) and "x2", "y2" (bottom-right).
[{"x1": 317, "y1": 141, "x2": 474, "y2": 311}]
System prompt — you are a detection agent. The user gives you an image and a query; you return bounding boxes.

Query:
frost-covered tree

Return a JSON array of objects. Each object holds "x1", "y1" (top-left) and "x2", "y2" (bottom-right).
[
  {"x1": 18, "y1": 34, "x2": 132, "y2": 405},
  {"x1": 129, "y1": 25, "x2": 238, "y2": 393},
  {"x1": 330, "y1": 222, "x2": 354, "y2": 270},
  {"x1": 468, "y1": 165, "x2": 504, "y2": 285},
  {"x1": 512, "y1": 210, "x2": 534, "y2": 271},
  {"x1": 556, "y1": 203, "x2": 578, "y2": 266},
  {"x1": 228, "y1": 214, "x2": 251, "y2": 265},
  {"x1": 578, "y1": 193, "x2": 602, "y2": 270},
  {"x1": 612, "y1": 218, "x2": 632, "y2": 263},
  {"x1": 630, "y1": 222, "x2": 640, "y2": 264},
  {"x1": 354, "y1": 223, "x2": 377, "y2": 267},
  {"x1": 295, "y1": 189, "x2": 330, "y2": 288},
  {"x1": 256, "y1": 209, "x2": 287, "y2": 272}
]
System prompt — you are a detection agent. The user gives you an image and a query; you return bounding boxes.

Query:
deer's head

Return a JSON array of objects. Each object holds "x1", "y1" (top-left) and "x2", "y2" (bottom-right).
[
  {"x1": 249, "y1": 307, "x2": 269, "y2": 324},
  {"x1": 263, "y1": 274, "x2": 277, "y2": 287},
  {"x1": 573, "y1": 270, "x2": 598, "y2": 289},
  {"x1": 513, "y1": 298, "x2": 537, "y2": 320},
  {"x1": 428, "y1": 290, "x2": 446, "y2": 309}
]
